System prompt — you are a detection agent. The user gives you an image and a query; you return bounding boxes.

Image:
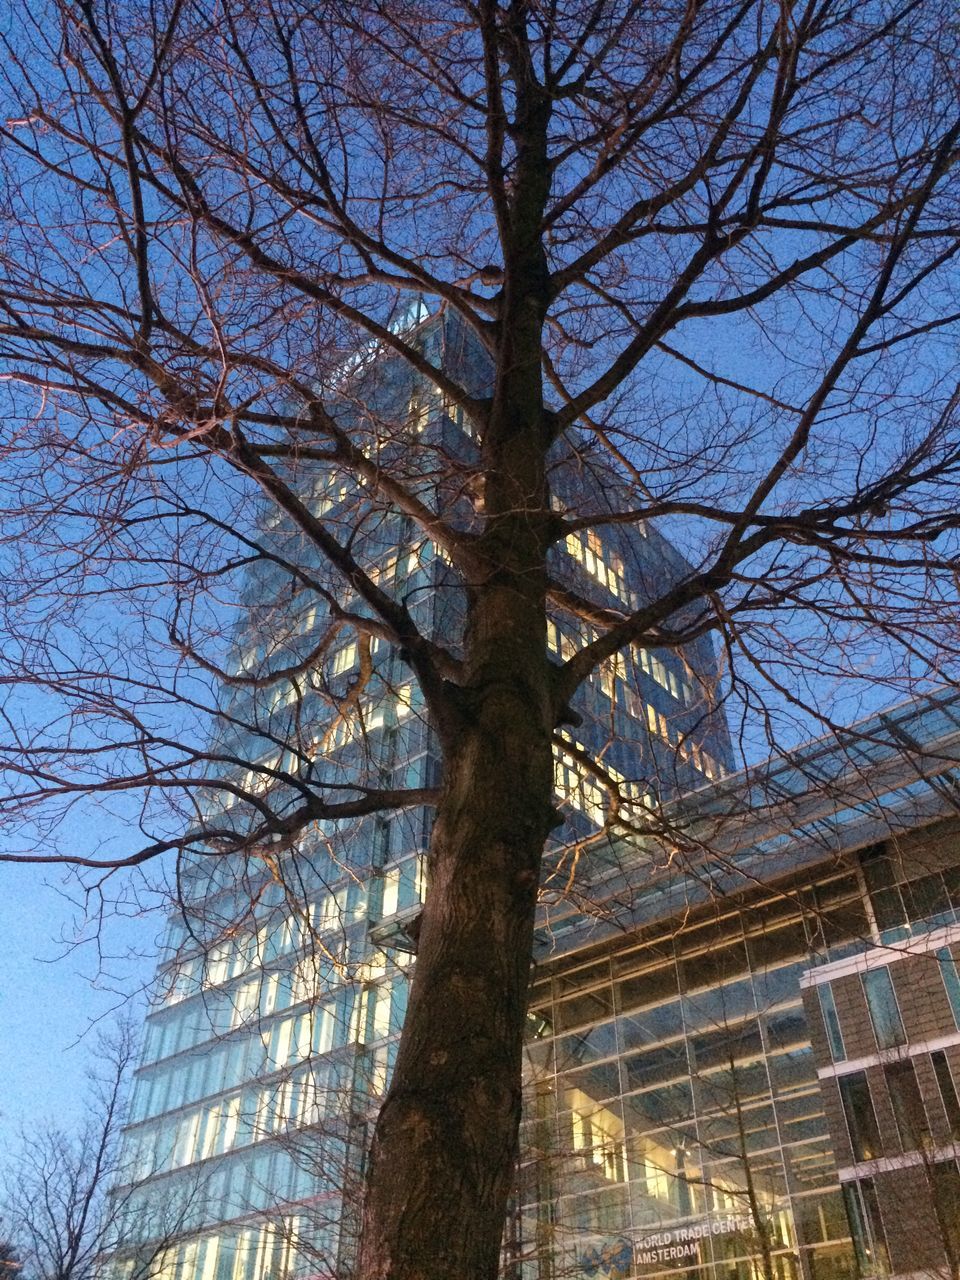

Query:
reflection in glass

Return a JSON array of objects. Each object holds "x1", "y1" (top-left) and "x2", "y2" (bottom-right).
[
  {"x1": 862, "y1": 968, "x2": 905, "y2": 1050},
  {"x1": 884, "y1": 1060, "x2": 928, "y2": 1152},
  {"x1": 817, "y1": 985, "x2": 845, "y2": 1062}
]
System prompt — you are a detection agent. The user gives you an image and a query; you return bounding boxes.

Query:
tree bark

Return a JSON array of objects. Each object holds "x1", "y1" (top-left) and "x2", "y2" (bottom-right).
[{"x1": 357, "y1": 702, "x2": 553, "y2": 1280}]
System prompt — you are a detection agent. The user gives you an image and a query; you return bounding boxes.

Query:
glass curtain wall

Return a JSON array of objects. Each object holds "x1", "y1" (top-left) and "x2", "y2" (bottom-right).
[{"x1": 516, "y1": 868, "x2": 870, "y2": 1280}]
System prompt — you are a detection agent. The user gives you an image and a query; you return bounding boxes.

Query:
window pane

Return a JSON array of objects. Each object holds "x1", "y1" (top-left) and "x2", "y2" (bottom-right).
[
  {"x1": 860, "y1": 844, "x2": 894, "y2": 891},
  {"x1": 869, "y1": 1183, "x2": 892, "y2": 1269},
  {"x1": 903, "y1": 873, "x2": 953, "y2": 929},
  {"x1": 932, "y1": 1050, "x2": 960, "y2": 1139},
  {"x1": 818, "y1": 984, "x2": 846, "y2": 1062},
  {"x1": 944, "y1": 865, "x2": 960, "y2": 912},
  {"x1": 884, "y1": 1060, "x2": 928, "y2": 1151},
  {"x1": 839, "y1": 1073, "x2": 882, "y2": 1162},
  {"x1": 554, "y1": 986, "x2": 614, "y2": 1032},
  {"x1": 932, "y1": 1161, "x2": 960, "y2": 1262},
  {"x1": 842, "y1": 1178, "x2": 889, "y2": 1275},
  {"x1": 939, "y1": 948, "x2": 960, "y2": 1030},
  {"x1": 862, "y1": 967, "x2": 905, "y2": 1049},
  {"x1": 871, "y1": 886, "x2": 908, "y2": 936}
]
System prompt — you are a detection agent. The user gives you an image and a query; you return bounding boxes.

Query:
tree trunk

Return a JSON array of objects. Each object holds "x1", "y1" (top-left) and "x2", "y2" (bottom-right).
[
  {"x1": 358, "y1": 315, "x2": 555, "y2": 1278},
  {"x1": 358, "y1": 59, "x2": 555, "y2": 1262},
  {"x1": 356, "y1": 648, "x2": 555, "y2": 1280}
]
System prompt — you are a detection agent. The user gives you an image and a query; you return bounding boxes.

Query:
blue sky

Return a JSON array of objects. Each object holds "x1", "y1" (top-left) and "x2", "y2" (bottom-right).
[{"x1": 0, "y1": 860, "x2": 157, "y2": 1150}]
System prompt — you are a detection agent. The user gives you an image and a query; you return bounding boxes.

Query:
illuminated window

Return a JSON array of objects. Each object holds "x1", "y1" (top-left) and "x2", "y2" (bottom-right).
[
  {"x1": 599, "y1": 654, "x2": 624, "y2": 700},
  {"x1": 267, "y1": 681, "x2": 294, "y2": 713},
  {"x1": 173, "y1": 1110, "x2": 200, "y2": 1167},
  {"x1": 219, "y1": 1093, "x2": 241, "y2": 1153},
  {"x1": 407, "y1": 390, "x2": 431, "y2": 433},
  {"x1": 231, "y1": 978, "x2": 260, "y2": 1030},
  {"x1": 564, "y1": 529, "x2": 628, "y2": 601},
  {"x1": 381, "y1": 866, "x2": 401, "y2": 918},
  {"x1": 624, "y1": 686, "x2": 644, "y2": 722},
  {"x1": 569, "y1": 1097, "x2": 626, "y2": 1182},
  {"x1": 238, "y1": 754, "x2": 282, "y2": 797},
  {"x1": 394, "y1": 683, "x2": 416, "y2": 720},
  {"x1": 331, "y1": 642, "x2": 357, "y2": 676},
  {"x1": 559, "y1": 630, "x2": 578, "y2": 661},
  {"x1": 369, "y1": 553, "x2": 398, "y2": 585}
]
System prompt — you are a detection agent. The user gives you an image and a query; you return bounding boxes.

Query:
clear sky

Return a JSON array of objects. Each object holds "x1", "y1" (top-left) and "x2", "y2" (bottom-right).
[{"x1": 0, "y1": 860, "x2": 157, "y2": 1151}]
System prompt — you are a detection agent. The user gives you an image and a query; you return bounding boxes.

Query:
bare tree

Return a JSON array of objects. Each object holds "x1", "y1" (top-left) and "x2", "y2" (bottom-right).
[
  {"x1": 0, "y1": 3, "x2": 958, "y2": 1279},
  {"x1": 1, "y1": 1025, "x2": 188, "y2": 1280},
  {"x1": 0, "y1": 1239, "x2": 21, "y2": 1279}
]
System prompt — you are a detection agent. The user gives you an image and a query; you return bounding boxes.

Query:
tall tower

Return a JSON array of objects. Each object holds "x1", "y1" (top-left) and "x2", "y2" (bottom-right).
[{"x1": 109, "y1": 311, "x2": 733, "y2": 1280}]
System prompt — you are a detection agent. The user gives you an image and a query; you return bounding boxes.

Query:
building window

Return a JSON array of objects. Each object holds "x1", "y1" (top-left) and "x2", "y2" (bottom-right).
[
  {"x1": 861, "y1": 842, "x2": 960, "y2": 941},
  {"x1": 932, "y1": 1160, "x2": 960, "y2": 1265},
  {"x1": 331, "y1": 642, "x2": 358, "y2": 677},
  {"x1": 932, "y1": 1050, "x2": 960, "y2": 1139},
  {"x1": 839, "y1": 1072, "x2": 882, "y2": 1162},
  {"x1": 884, "y1": 1059, "x2": 928, "y2": 1151},
  {"x1": 862, "y1": 967, "x2": 905, "y2": 1050},
  {"x1": 861, "y1": 844, "x2": 906, "y2": 937},
  {"x1": 842, "y1": 1178, "x2": 889, "y2": 1275},
  {"x1": 938, "y1": 948, "x2": 960, "y2": 1030},
  {"x1": 818, "y1": 983, "x2": 846, "y2": 1062}
]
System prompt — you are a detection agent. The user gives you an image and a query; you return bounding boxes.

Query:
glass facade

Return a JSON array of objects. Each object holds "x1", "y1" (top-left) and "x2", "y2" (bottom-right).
[
  {"x1": 516, "y1": 866, "x2": 869, "y2": 1280},
  {"x1": 861, "y1": 838, "x2": 960, "y2": 944},
  {"x1": 800, "y1": 811, "x2": 960, "y2": 1280}
]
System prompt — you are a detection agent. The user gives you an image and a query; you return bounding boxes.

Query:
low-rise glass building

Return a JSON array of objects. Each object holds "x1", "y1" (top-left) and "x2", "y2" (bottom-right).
[{"x1": 515, "y1": 691, "x2": 960, "y2": 1280}]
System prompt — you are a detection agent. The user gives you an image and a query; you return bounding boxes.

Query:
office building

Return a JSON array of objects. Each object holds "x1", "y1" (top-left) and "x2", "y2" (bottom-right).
[{"x1": 517, "y1": 690, "x2": 960, "y2": 1280}]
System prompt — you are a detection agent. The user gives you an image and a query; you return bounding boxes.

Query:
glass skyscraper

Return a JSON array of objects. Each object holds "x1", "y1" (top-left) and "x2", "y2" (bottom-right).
[{"x1": 110, "y1": 310, "x2": 734, "y2": 1280}]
